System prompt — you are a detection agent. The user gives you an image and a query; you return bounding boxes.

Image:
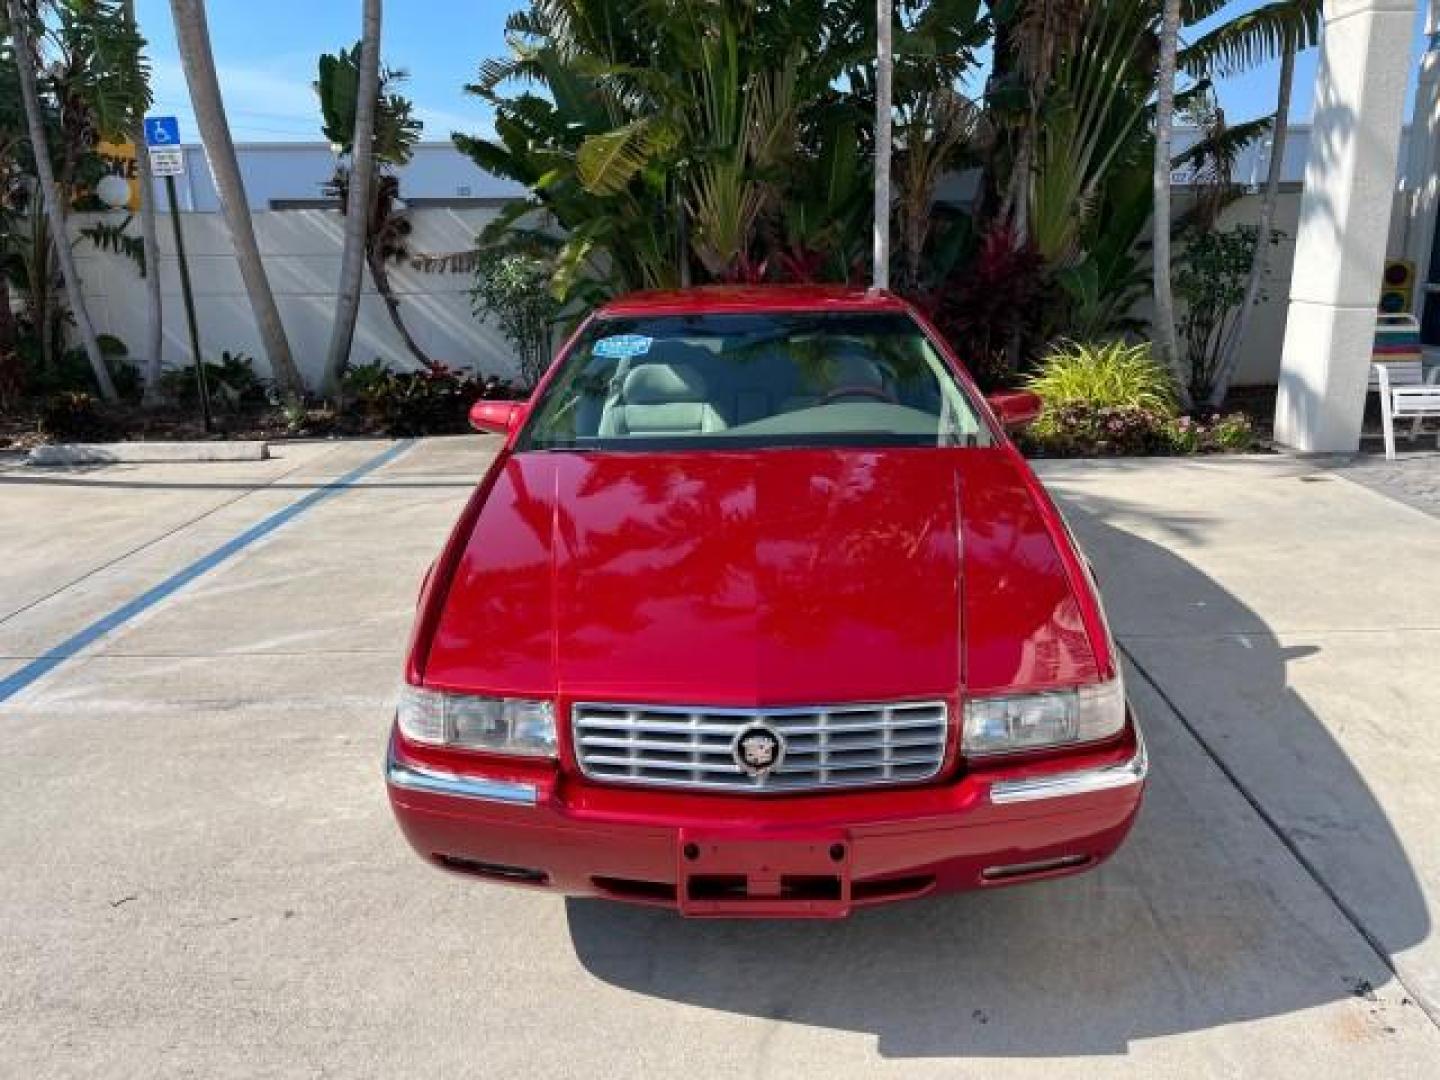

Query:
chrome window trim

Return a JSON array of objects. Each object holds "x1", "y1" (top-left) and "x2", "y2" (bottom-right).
[
  {"x1": 571, "y1": 699, "x2": 950, "y2": 794},
  {"x1": 386, "y1": 741, "x2": 539, "y2": 806},
  {"x1": 988, "y1": 721, "x2": 1148, "y2": 805}
]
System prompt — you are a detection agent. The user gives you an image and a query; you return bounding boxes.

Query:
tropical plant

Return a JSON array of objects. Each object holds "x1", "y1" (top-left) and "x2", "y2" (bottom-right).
[
  {"x1": 1026, "y1": 1, "x2": 1153, "y2": 268},
  {"x1": 1152, "y1": 0, "x2": 1183, "y2": 401},
  {"x1": 315, "y1": 44, "x2": 427, "y2": 371},
  {"x1": 1025, "y1": 339, "x2": 1179, "y2": 422},
  {"x1": 1192, "y1": 0, "x2": 1322, "y2": 409},
  {"x1": 1166, "y1": 410, "x2": 1256, "y2": 452},
  {"x1": 4, "y1": 0, "x2": 149, "y2": 402},
  {"x1": 77, "y1": 213, "x2": 143, "y2": 269},
  {"x1": 156, "y1": 349, "x2": 269, "y2": 411},
  {"x1": 23, "y1": 330, "x2": 137, "y2": 399},
  {"x1": 459, "y1": 1, "x2": 987, "y2": 303},
  {"x1": 1053, "y1": 156, "x2": 1153, "y2": 340},
  {"x1": 924, "y1": 225, "x2": 1045, "y2": 389},
  {"x1": 471, "y1": 250, "x2": 559, "y2": 389},
  {"x1": 39, "y1": 388, "x2": 110, "y2": 438},
  {"x1": 893, "y1": 87, "x2": 983, "y2": 291},
  {"x1": 168, "y1": 0, "x2": 303, "y2": 399},
  {"x1": 993, "y1": 0, "x2": 1091, "y2": 244},
  {"x1": 1174, "y1": 223, "x2": 1279, "y2": 403},
  {"x1": 341, "y1": 356, "x2": 517, "y2": 435},
  {"x1": 1024, "y1": 402, "x2": 1175, "y2": 456},
  {"x1": 320, "y1": 0, "x2": 382, "y2": 399}
]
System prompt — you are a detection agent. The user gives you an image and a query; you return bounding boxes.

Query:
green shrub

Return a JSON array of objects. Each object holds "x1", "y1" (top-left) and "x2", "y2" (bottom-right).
[
  {"x1": 471, "y1": 252, "x2": 560, "y2": 389},
  {"x1": 156, "y1": 351, "x2": 271, "y2": 412},
  {"x1": 1025, "y1": 341, "x2": 1178, "y2": 433},
  {"x1": 24, "y1": 334, "x2": 140, "y2": 401},
  {"x1": 1022, "y1": 402, "x2": 1172, "y2": 457},
  {"x1": 341, "y1": 358, "x2": 519, "y2": 436},
  {"x1": 39, "y1": 392, "x2": 113, "y2": 441},
  {"x1": 1024, "y1": 404, "x2": 1258, "y2": 457},
  {"x1": 1166, "y1": 412, "x2": 1256, "y2": 454}
]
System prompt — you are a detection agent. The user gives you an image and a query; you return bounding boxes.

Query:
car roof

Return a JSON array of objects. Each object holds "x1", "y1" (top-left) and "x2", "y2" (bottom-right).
[{"x1": 596, "y1": 285, "x2": 912, "y2": 318}]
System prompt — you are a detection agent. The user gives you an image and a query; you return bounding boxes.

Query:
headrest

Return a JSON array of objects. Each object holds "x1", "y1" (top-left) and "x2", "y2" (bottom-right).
[
  {"x1": 623, "y1": 362, "x2": 708, "y2": 405},
  {"x1": 826, "y1": 347, "x2": 885, "y2": 387}
]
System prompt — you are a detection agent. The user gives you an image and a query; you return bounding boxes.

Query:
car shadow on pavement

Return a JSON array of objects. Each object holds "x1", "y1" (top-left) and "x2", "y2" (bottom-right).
[{"x1": 565, "y1": 506, "x2": 1429, "y2": 1058}]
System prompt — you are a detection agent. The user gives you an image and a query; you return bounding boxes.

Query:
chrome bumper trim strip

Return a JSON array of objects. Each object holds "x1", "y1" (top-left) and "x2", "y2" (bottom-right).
[
  {"x1": 988, "y1": 723, "x2": 1148, "y2": 805},
  {"x1": 386, "y1": 741, "x2": 539, "y2": 806}
]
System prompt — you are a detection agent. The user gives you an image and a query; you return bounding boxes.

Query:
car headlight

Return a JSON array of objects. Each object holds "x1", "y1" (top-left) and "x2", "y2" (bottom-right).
[
  {"x1": 962, "y1": 675, "x2": 1126, "y2": 756},
  {"x1": 396, "y1": 685, "x2": 556, "y2": 757}
]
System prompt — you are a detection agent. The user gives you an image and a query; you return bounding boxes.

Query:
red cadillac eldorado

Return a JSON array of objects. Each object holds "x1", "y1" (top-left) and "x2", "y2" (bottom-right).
[{"x1": 385, "y1": 285, "x2": 1146, "y2": 917}]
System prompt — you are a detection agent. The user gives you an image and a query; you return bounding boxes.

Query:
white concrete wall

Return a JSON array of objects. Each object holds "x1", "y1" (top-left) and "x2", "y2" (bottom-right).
[
  {"x1": 72, "y1": 207, "x2": 522, "y2": 389},
  {"x1": 158, "y1": 142, "x2": 525, "y2": 211}
]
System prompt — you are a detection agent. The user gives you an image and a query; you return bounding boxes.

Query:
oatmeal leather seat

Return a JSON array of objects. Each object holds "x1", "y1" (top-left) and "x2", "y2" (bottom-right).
[{"x1": 599, "y1": 362, "x2": 727, "y2": 435}]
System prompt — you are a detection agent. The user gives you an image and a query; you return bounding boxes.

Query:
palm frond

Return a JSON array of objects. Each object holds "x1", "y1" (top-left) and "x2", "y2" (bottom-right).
[
  {"x1": 576, "y1": 117, "x2": 678, "y2": 196},
  {"x1": 1171, "y1": 116, "x2": 1273, "y2": 171},
  {"x1": 1181, "y1": 0, "x2": 1321, "y2": 79}
]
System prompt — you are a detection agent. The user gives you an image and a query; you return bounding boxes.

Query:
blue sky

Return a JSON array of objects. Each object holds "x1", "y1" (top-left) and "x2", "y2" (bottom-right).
[
  {"x1": 136, "y1": 0, "x2": 505, "y2": 142},
  {"x1": 136, "y1": 1, "x2": 1430, "y2": 144}
]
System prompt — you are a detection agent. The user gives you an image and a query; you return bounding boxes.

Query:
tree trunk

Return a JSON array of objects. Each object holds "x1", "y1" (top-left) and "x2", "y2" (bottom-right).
[
  {"x1": 123, "y1": 0, "x2": 166, "y2": 406},
  {"x1": 169, "y1": 0, "x2": 304, "y2": 399},
  {"x1": 321, "y1": 0, "x2": 381, "y2": 401},
  {"x1": 0, "y1": 260, "x2": 15, "y2": 353},
  {"x1": 1207, "y1": 42, "x2": 1295, "y2": 412},
  {"x1": 8, "y1": 0, "x2": 119, "y2": 402},
  {"x1": 872, "y1": 0, "x2": 893, "y2": 289},
  {"x1": 1152, "y1": 0, "x2": 1187, "y2": 408},
  {"x1": 367, "y1": 248, "x2": 433, "y2": 368}
]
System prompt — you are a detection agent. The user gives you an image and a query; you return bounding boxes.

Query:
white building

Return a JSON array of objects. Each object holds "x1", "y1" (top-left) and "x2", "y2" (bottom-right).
[{"x1": 156, "y1": 142, "x2": 523, "y2": 211}]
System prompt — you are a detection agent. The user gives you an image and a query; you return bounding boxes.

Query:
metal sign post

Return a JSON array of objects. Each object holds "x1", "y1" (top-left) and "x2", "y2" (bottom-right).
[{"x1": 144, "y1": 116, "x2": 211, "y2": 432}]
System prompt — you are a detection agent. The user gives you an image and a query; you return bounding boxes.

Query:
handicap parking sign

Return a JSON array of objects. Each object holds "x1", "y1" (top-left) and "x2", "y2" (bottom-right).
[{"x1": 143, "y1": 116, "x2": 181, "y2": 147}]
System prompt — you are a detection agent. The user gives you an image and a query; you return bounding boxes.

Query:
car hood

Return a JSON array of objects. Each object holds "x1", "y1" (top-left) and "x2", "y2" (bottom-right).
[{"x1": 422, "y1": 448, "x2": 1099, "y2": 703}]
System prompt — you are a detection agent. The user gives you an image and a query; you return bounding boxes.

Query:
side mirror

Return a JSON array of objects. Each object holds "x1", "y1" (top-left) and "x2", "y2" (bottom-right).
[
  {"x1": 987, "y1": 390, "x2": 1043, "y2": 432},
  {"x1": 469, "y1": 399, "x2": 527, "y2": 435}
]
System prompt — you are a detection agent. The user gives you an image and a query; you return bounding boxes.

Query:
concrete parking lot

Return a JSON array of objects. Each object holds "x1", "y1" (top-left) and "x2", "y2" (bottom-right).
[{"x1": 2, "y1": 439, "x2": 1438, "y2": 1078}]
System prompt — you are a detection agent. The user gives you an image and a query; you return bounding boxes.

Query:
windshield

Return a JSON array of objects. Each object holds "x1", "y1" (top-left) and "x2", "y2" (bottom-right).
[{"x1": 519, "y1": 311, "x2": 991, "y2": 451}]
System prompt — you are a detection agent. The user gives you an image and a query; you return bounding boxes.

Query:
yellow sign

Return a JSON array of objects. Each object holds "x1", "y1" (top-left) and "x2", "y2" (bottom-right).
[{"x1": 95, "y1": 140, "x2": 142, "y2": 211}]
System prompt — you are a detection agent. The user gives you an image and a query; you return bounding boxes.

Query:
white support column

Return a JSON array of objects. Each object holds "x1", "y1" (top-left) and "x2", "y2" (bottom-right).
[
  {"x1": 1275, "y1": 0, "x2": 1418, "y2": 452},
  {"x1": 1403, "y1": 1, "x2": 1440, "y2": 299}
]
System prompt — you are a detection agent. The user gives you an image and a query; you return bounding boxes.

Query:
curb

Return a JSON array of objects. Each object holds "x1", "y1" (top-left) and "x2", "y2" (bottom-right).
[{"x1": 27, "y1": 441, "x2": 271, "y2": 466}]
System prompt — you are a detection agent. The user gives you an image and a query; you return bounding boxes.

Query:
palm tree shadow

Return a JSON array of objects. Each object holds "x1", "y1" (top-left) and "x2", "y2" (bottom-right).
[{"x1": 564, "y1": 498, "x2": 1428, "y2": 1058}]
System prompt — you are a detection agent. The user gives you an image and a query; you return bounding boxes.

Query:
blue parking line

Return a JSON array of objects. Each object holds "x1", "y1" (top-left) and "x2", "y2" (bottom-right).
[{"x1": 0, "y1": 440, "x2": 414, "y2": 704}]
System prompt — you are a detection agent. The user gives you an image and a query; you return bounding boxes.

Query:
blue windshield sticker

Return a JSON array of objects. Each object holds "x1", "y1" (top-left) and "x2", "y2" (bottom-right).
[{"x1": 593, "y1": 334, "x2": 653, "y2": 360}]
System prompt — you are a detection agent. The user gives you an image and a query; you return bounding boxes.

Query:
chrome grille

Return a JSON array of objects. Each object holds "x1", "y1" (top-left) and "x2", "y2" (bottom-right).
[{"x1": 572, "y1": 701, "x2": 949, "y2": 793}]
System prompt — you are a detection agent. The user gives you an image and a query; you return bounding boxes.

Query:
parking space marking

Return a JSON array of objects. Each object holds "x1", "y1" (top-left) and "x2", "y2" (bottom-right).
[
  {"x1": 0, "y1": 440, "x2": 414, "y2": 704},
  {"x1": 0, "y1": 446, "x2": 344, "y2": 628}
]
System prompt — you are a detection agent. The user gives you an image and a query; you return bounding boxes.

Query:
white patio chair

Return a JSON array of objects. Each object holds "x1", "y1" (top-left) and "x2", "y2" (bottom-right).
[{"x1": 1369, "y1": 359, "x2": 1440, "y2": 460}]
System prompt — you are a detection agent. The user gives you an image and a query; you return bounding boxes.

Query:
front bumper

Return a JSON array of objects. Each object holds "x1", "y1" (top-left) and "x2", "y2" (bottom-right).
[{"x1": 386, "y1": 721, "x2": 1147, "y2": 918}]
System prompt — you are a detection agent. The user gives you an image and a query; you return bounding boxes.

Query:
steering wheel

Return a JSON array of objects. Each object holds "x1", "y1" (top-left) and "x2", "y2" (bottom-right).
[{"x1": 818, "y1": 384, "x2": 898, "y2": 405}]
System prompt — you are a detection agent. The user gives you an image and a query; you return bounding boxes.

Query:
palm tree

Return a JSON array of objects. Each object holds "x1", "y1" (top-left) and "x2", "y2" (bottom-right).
[
  {"x1": 1152, "y1": 0, "x2": 1184, "y2": 406},
  {"x1": 168, "y1": 0, "x2": 304, "y2": 399},
  {"x1": 999, "y1": 0, "x2": 1090, "y2": 245},
  {"x1": 1196, "y1": 0, "x2": 1322, "y2": 409},
  {"x1": 320, "y1": 0, "x2": 381, "y2": 400},
  {"x1": 6, "y1": 0, "x2": 118, "y2": 401},
  {"x1": 315, "y1": 46, "x2": 425, "y2": 366},
  {"x1": 874, "y1": 0, "x2": 893, "y2": 288},
  {"x1": 121, "y1": 0, "x2": 163, "y2": 404}
]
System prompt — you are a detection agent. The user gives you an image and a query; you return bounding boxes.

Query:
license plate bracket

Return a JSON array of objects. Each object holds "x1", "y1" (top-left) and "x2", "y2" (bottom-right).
[{"x1": 676, "y1": 830, "x2": 853, "y2": 917}]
